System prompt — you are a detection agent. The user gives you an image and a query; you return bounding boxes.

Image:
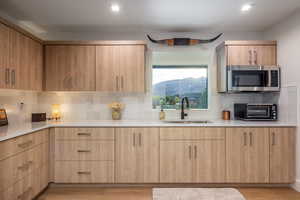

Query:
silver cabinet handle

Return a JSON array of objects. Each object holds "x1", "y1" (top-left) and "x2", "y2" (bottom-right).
[
  {"x1": 116, "y1": 76, "x2": 119, "y2": 91},
  {"x1": 77, "y1": 132, "x2": 91, "y2": 136},
  {"x1": 133, "y1": 133, "x2": 136, "y2": 146},
  {"x1": 121, "y1": 76, "x2": 124, "y2": 90},
  {"x1": 77, "y1": 150, "x2": 91, "y2": 153},
  {"x1": 5, "y1": 68, "x2": 9, "y2": 85},
  {"x1": 18, "y1": 140, "x2": 33, "y2": 148},
  {"x1": 249, "y1": 132, "x2": 253, "y2": 146},
  {"x1": 243, "y1": 132, "x2": 247, "y2": 146},
  {"x1": 138, "y1": 133, "x2": 142, "y2": 146},
  {"x1": 272, "y1": 132, "x2": 276, "y2": 146},
  {"x1": 189, "y1": 145, "x2": 192, "y2": 160},
  {"x1": 254, "y1": 50, "x2": 258, "y2": 65},
  {"x1": 11, "y1": 69, "x2": 15, "y2": 86},
  {"x1": 248, "y1": 50, "x2": 252, "y2": 64},
  {"x1": 77, "y1": 171, "x2": 91, "y2": 175},
  {"x1": 194, "y1": 145, "x2": 197, "y2": 159}
]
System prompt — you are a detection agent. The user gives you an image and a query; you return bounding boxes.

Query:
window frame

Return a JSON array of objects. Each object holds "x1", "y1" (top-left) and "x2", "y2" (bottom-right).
[{"x1": 151, "y1": 64, "x2": 210, "y2": 111}]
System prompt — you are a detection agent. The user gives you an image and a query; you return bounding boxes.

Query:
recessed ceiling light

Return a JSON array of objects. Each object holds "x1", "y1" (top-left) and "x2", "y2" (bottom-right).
[
  {"x1": 111, "y1": 3, "x2": 120, "y2": 13},
  {"x1": 241, "y1": 3, "x2": 254, "y2": 12}
]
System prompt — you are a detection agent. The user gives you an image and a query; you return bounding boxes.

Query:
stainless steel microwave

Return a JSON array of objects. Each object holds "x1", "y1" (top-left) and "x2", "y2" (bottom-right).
[{"x1": 225, "y1": 66, "x2": 280, "y2": 92}]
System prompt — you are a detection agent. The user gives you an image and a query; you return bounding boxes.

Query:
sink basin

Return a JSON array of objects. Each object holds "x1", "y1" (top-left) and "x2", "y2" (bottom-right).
[{"x1": 163, "y1": 120, "x2": 211, "y2": 124}]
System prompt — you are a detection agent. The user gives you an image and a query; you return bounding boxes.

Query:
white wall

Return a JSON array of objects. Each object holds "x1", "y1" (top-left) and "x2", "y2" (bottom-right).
[{"x1": 264, "y1": 9, "x2": 300, "y2": 191}]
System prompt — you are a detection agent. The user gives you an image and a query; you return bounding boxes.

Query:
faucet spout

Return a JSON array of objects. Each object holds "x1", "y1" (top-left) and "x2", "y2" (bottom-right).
[{"x1": 181, "y1": 97, "x2": 190, "y2": 120}]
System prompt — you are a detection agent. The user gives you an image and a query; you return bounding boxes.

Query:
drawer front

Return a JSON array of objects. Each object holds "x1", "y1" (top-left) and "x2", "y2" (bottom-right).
[
  {"x1": 0, "y1": 129, "x2": 49, "y2": 161},
  {"x1": 55, "y1": 128, "x2": 115, "y2": 140},
  {"x1": 55, "y1": 140, "x2": 114, "y2": 161},
  {"x1": 55, "y1": 161, "x2": 114, "y2": 183},
  {"x1": 160, "y1": 128, "x2": 225, "y2": 140},
  {"x1": 0, "y1": 172, "x2": 35, "y2": 200},
  {"x1": 0, "y1": 143, "x2": 48, "y2": 192},
  {"x1": 0, "y1": 165, "x2": 48, "y2": 200}
]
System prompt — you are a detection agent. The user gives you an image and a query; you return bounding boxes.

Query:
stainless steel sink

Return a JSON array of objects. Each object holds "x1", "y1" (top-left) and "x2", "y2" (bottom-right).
[{"x1": 163, "y1": 120, "x2": 211, "y2": 124}]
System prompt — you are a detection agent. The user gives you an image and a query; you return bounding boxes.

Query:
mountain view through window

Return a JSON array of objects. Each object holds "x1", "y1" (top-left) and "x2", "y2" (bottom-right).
[{"x1": 152, "y1": 65, "x2": 208, "y2": 109}]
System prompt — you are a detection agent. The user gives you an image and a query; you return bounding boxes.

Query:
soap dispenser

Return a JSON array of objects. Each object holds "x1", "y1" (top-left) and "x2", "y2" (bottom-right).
[{"x1": 159, "y1": 108, "x2": 166, "y2": 120}]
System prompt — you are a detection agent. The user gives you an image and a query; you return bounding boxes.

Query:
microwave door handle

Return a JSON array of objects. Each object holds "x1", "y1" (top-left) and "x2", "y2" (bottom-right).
[{"x1": 267, "y1": 70, "x2": 271, "y2": 87}]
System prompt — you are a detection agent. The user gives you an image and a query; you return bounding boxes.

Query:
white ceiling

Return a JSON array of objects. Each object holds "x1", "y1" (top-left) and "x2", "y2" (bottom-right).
[{"x1": 0, "y1": 0, "x2": 299, "y2": 34}]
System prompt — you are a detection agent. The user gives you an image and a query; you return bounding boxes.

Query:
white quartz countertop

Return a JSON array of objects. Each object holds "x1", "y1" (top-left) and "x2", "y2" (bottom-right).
[{"x1": 0, "y1": 120, "x2": 296, "y2": 142}]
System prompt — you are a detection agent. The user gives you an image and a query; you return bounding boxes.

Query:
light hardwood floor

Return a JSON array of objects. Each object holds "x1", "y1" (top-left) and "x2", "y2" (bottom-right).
[{"x1": 37, "y1": 187, "x2": 300, "y2": 200}]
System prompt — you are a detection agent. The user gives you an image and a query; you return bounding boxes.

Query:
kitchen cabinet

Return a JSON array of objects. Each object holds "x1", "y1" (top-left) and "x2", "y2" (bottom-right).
[
  {"x1": 0, "y1": 23, "x2": 9, "y2": 89},
  {"x1": 160, "y1": 128, "x2": 225, "y2": 183},
  {"x1": 0, "y1": 22, "x2": 43, "y2": 91},
  {"x1": 115, "y1": 128, "x2": 159, "y2": 183},
  {"x1": 270, "y1": 128, "x2": 295, "y2": 183},
  {"x1": 96, "y1": 45, "x2": 145, "y2": 92},
  {"x1": 227, "y1": 45, "x2": 276, "y2": 66},
  {"x1": 7, "y1": 28, "x2": 21, "y2": 89},
  {"x1": 226, "y1": 128, "x2": 269, "y2": 183},
  {"x1": 160, "y1": 141, "x2": 194, "y2": 182},
  {"x1": 45, "y1": 45, "x2": 96, "y2": 91},
  {"x1": 53, "y1": 128, "x2": 115, "y2": 183},
  {"x1": 0, "y1": 129, "x2": 49, "y2": 199},
  {"x1": 219, "y1": 41, "x2": 277, "y2": 66}
]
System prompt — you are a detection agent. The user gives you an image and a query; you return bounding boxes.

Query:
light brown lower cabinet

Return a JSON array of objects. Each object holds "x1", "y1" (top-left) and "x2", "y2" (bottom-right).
[
  {"x1": 53, "y1": 128, "x2": 115, "y2": 183},
  {"x1": 270, "y1": 128, "x2": 295, "y2": 183},
  {"x1": 115, "y1": 128, "x2": 160, "y2": 183},
  {"x1": 0, "y1": 164, "x2": 48, "y2": 200},
  {"x1": 160, "y1": 128, "x2": 226, "y2": 183},
  {"x1": 0, "y1": 130, "x2": 49, "y2": 200},
  {"x1": 226, "y1": 128, "x2": 270, "y2": 183}
]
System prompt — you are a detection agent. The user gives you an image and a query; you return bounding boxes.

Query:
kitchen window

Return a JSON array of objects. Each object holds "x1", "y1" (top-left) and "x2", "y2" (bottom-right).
[{"x1": 152, "y1": 65, "x2": 208, "y2": 110}]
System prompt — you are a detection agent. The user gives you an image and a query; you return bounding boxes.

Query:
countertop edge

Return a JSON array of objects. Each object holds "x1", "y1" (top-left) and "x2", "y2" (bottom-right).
[{"x1": 0, "y1": 122, "x2": 297, "y2": 142}]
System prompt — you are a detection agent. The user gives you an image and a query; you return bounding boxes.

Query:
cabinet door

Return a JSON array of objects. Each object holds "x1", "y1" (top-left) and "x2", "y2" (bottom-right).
[
  {"x1": 28, "y1": 39, "x2": 43, "y2": 91},
  {"x1": 252, "y1": 46, "x2": 277, "y2": 66},
  {"x1": 193, "y1": 140, "x2": 226, "y2": 183},
  {"x1": 160, "y1": 141, "x2": 194, "y2": 183},
  {"x1": 119, "y1": 45, "x2": 145, "y2": 92},
  {"x1": 45, "y1": 45, "x2": 96, "y2": 91},
  {"x1": 270, "y1": 128, "x2": 295, "y2": 183},
  {"x1": 227, "y1": 46, "x2": 253, "y2": 65},
  {"x1": 226, "y1": 128, "x2": 269, "y2": 183},
  {"x1": 115, "y1": 128, "x2": 159, "y2": 183},
  {"x1": 8, "y1": 28, "x2": 22, "y2": 89},
  {"x1": 0, "y1": 23, "x2": 9, "y2": 89},
  {"x1": 96, "y1": 46, "x2": 120, "y2": 92}
]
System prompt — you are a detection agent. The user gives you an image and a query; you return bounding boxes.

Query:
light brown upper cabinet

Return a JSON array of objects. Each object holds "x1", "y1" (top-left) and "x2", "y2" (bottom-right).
[
  {"x1": 17, "y1": 34, "x2": 43, "y2": 91},
  {"x1": 217, "y1": 41, "x2": 277, "y2": 66},
  {"x1": 0, "y1": 23, "x2": 9, "y2": 89},
  {"x1": 45, "y1": 45, "x2": 96, "y2": 91},
  {"x1": 0, "y1": 22, "x2": 43, "y2": 91},
  {"x1": 270, "y1": 128, "x2": 295, "y2": 183},
  {"x1": 226, "y1": 128, "x2": 269, "y2": 183},
  {"x1": 115, "y1": 128, "x2": 159, "y2": 183},
  {"x1": 96, "y1": 45, "x2": 145, "y2": 92}
]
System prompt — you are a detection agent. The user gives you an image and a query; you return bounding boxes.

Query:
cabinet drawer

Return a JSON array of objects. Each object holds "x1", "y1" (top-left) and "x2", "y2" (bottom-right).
[
  {"x1": 55, "y1": 140, "x2": 114, "y2": 161},
  {"x1": 160, "y1": 128, "x2": 225, "y2": 140},
  {"x1": 0, "y1": 129, "x2": 48, "y2": 161},
  {"x1": 54, "y1": 161, "x2": 114, "y2": 183},
  {"x1": 55, "y1": 128, "x2": 114, "y2": 140},
  {"x1": 0, "y1": 164, "x2": 48, "y2": 200},
  {"x1": 0, "y1": 143, "x2": 48, "y2": 191},
  {"x1": 0, "y1": 172, "x2": 36, "y2": 200}
]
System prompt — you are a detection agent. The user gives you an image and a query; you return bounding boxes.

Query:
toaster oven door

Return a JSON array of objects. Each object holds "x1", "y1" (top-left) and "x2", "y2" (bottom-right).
[{"x1": 246, "y1": 105, "x2": 271, "y2": 119}]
